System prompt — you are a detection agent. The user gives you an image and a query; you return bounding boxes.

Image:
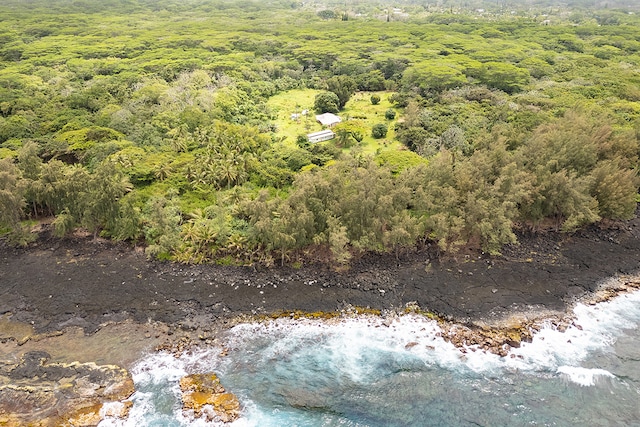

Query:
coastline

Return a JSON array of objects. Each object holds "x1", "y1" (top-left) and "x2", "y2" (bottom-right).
[{"x1": 1, "y1": 215, "x2": 640, "y2": 424}]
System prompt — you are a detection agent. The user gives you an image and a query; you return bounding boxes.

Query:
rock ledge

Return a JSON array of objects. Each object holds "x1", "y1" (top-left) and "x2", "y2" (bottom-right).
[
  {"x1": 179, "y1": 372, "x2": 240, "y2": 423},
  {"x1": 0, "y1": 351, "x2": 133, "y2": 426}
]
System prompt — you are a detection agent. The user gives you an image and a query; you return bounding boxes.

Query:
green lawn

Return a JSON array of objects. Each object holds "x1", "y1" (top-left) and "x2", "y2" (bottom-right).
[
  {"x1": 267, "y1": 89, "x2": 403, "y2": 155},
  {"x1": 268, "y1": 88, "x2": 322, "y2": 147},
  {"x1": 342, "y1": 91, "x2": 402, "y2": 155}
]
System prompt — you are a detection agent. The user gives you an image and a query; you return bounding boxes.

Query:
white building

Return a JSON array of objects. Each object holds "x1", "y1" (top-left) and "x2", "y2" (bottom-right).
[
  {"x1": 315, "y1": 113, "x2": 342, "y2": 127},
  {"x1": 307, "y1": 129, "x2": 335, "y2": 143}
]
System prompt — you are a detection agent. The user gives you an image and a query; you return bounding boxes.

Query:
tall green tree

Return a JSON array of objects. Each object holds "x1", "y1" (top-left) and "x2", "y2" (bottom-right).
[
  {"x1": 0, "y1": 158, "x2": 30, "y2": 245},
  {"x1": 589, "y1": 159, "x2": 638, "y2": 220},
  {"x1": 314, "y1": 91, "x2": 340, "y2": 114},
  {"x1": 16, "y1": 141, "x2": 43, "y2": 217},
  {"x1": 514, "y1": 110, "x2": 625, "y2": 230},
  {"x1": 326, "y1": 75, "x2": 357, "y2": 110},
  {"x1": 402, "y1": 62, "x2": 467, "y2": 94},
  {"x1": 143, "y1": 195, "x2": 182, "y2": 259},
  {"x1": 82, "y1": 163, "x2": 133, "y2": 237},
  {"x1": 475, "y1": 62, "x2": 530, "y2": 94}
]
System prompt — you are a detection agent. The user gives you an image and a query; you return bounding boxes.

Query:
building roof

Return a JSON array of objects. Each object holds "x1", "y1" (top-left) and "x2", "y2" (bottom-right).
[
  {"x1": 307, "y1": 129, "x2": 335, "y2": 139},
  {"x1": 307, "y1": 130, "x2": 335, "y2": 143},
  {"x1": 315, "y1": 113, "x2": 342, "y2": 127}
]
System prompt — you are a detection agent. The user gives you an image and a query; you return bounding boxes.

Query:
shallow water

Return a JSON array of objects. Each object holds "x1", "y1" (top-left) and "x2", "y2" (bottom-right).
[
  {"x1": 0, "y1": 321, "x2": 164, "y2": 368},
  {"x1": 100, "y1": 289, "x2": 640, "y2": 427}
]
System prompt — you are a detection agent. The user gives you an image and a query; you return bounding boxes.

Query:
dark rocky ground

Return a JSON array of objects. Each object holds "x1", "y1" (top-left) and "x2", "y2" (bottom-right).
[
  {"x1": 2, "y1": 213, "x2": 640, "y2": 426},
  {"x1": 1, "y1": 210, "x2": 640, "y2": 336}
]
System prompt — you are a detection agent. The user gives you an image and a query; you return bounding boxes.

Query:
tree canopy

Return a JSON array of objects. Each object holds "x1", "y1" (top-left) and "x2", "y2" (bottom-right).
[{"x1": 0, "y1": 0, "x2": 638, "y2": 266}]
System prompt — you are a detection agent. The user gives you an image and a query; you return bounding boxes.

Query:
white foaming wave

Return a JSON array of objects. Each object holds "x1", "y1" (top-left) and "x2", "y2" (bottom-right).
[
  {"x1": 223, "y1": 289, "x2": 640, "y2": 386},
  {"x1": 556, "y1": 366, "x2": 615, "y2": 386},
  {"x1": 98, "y1": 391, "x2": 153, "y2": 427},
  {"x1": 103, "y1": 288, "x2": 640, "y2": 425},
  {"x1": 98, "y1": 401, "x2": 139, "y2": 427},
  {"x1": 100, "y1": 349, "x2": 246, "y2": 427},
  {"x1": 224, "y1": 315, "x2": 501, "y2": 381},
  {"x1": 99, "y1": 351, "x2": 184, "y2": 427},
  {"x1": 132, "y1": 351, "x2": 188, "y2": 383},
  {"x1": 505, "y1": 289, "x2": 640, "y2": 377}
]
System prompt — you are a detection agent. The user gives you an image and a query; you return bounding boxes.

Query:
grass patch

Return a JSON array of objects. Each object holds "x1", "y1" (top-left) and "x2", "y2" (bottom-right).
[
  {"x1": 267, "y1": 89, "x2": 403, "y2": 155},
  {"x1": 0, "y1": 147, "x2": 16, "y2": 159},
  {"x1": 342, "y1": 91, "x2": 402, "y2": 155},
  {"x1": 268, "y1": 88, "x2": 322, "y2": 147},
  {"x1": 376, "y1": 149, "x2": 428, "y2": 173}
]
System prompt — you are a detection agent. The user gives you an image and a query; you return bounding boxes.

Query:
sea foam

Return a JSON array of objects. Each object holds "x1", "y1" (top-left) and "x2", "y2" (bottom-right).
[
  {"x1": 100, "y1": 289, "x2": 640, "y2": 425},
  {"x1": 556, "y1": 366, "x2": 615, "y2": 387},
  {"x1": 504, "y1": 288, "x2": 640, "y2": 380}
]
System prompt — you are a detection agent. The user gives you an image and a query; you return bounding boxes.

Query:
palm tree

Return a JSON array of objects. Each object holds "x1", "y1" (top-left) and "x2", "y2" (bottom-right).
[
  {"x1": 335, "y1": 126, "x2": 353, "y2": 148},
  {"x1": 154, "y1": 163, "x2": 172, "y2": 181},
  {"x1": 218, "y1": 161, "x2": 238, "y2": 190}
]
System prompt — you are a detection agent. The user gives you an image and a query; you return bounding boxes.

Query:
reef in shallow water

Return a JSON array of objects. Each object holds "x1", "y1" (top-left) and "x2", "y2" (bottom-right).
[{"x1": 0, "y1": 351, "x2": 133, "y2": 426}]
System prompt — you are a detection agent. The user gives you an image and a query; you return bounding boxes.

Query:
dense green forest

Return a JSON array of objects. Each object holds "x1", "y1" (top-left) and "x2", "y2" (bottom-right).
[{"x1": 1, "y1": 0, "x2": 639, "y2": 266}]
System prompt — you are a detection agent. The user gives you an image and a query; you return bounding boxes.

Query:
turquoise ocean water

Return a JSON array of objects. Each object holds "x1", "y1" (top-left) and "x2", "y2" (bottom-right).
[{"x1": 99, "y1": 288, "x2": 640, "y2": 427}]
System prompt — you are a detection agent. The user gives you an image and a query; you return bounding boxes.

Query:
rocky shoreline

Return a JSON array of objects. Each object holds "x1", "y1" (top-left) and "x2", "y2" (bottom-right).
[
  {"x1": 0, "y1": 351, "x2": 134, "y2": 426},
  {"x1": 2, "y1": 278, "x2": 639, "y2": 426},
  {"x1": 1, "y1": 213, "x2": 640, "y2": 425}
]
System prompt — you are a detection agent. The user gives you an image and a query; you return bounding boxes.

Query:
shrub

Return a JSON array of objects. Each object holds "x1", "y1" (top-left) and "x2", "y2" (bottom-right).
[
  {"x1": 370, "y1": 94, "x2": 381, "y2": 105},
  {"x1": 371, "y1": 123, "x2": 388, "y2": 139},
  {"x1": 385, "y1": 109, "x2": 396, "y2": 120},
  {"x1": 296, "y1": 134, "x2": 310, "y2": 149}
]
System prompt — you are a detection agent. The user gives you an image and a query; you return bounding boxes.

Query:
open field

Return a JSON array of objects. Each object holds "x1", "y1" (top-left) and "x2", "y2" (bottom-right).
[{"x1": 267, "y1": 89, "x2": 402, "y2": 154}]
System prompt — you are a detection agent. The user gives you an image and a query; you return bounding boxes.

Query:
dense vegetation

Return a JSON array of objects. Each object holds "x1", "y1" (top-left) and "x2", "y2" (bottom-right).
[{"x1": 1, "y1": 0, "x2": 639, "y2": 266}]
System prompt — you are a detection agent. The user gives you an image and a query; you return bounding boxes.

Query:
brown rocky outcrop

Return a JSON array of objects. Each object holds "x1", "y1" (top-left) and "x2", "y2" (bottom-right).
[
  {"x1": 0, "y1": 351, "x2": 134, "y2": 427},
  {"x1": 179, "y1": 373, "x2": 240, "y2": 423},
  {"x1": 433, "y1": 278, "x2": 640, "y2": 356}
]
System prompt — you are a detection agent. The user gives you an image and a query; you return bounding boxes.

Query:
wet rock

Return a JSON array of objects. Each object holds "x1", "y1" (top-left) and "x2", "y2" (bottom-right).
[
  {"x1": 283, "y1": 387, "x2": 330, "y2": 409},
  {"x1": 100, "y1": 400, "x2": 134, "y2": 418},
  {"x1": 505, "y1": 337, "x2": 521, "y2": 348},
  {"x1": 179, "y1": 373, "x2": 240, "y2": 423},
  {"x1": 0, "y1": 351, "x2": 134, "y2": 426},
  {"x1": 155, "y1": 335, "x2": 195, "y2": 357},
  {"x1": 439, "y1": 321, "x2": 535, "y2": 356}
]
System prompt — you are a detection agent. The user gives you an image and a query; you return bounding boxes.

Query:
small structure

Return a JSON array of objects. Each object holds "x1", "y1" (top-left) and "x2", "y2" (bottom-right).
[
  {"x1": 307, "y1": 129, "x2": 335, "y2": 143},
  {"x1": 315, "y1": 113, "x2": 342, "y2": 127}
]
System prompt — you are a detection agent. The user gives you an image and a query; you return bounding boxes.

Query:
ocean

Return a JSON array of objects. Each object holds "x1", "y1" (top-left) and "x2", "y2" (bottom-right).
[{"x1": 99, "y1": 289, "x2": 640, "y2": 426}]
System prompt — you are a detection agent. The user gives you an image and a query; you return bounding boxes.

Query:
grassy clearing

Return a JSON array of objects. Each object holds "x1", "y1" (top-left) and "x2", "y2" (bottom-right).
[
  {"x1": 268, "y1": 88, "x2": 322, "y2": 148},
  {"x1": 267, "y1": 89, "x2": 403, "y2": 155},
  {"x1": 342, "y1": 91, "x2": 402, "y2": 155}
]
